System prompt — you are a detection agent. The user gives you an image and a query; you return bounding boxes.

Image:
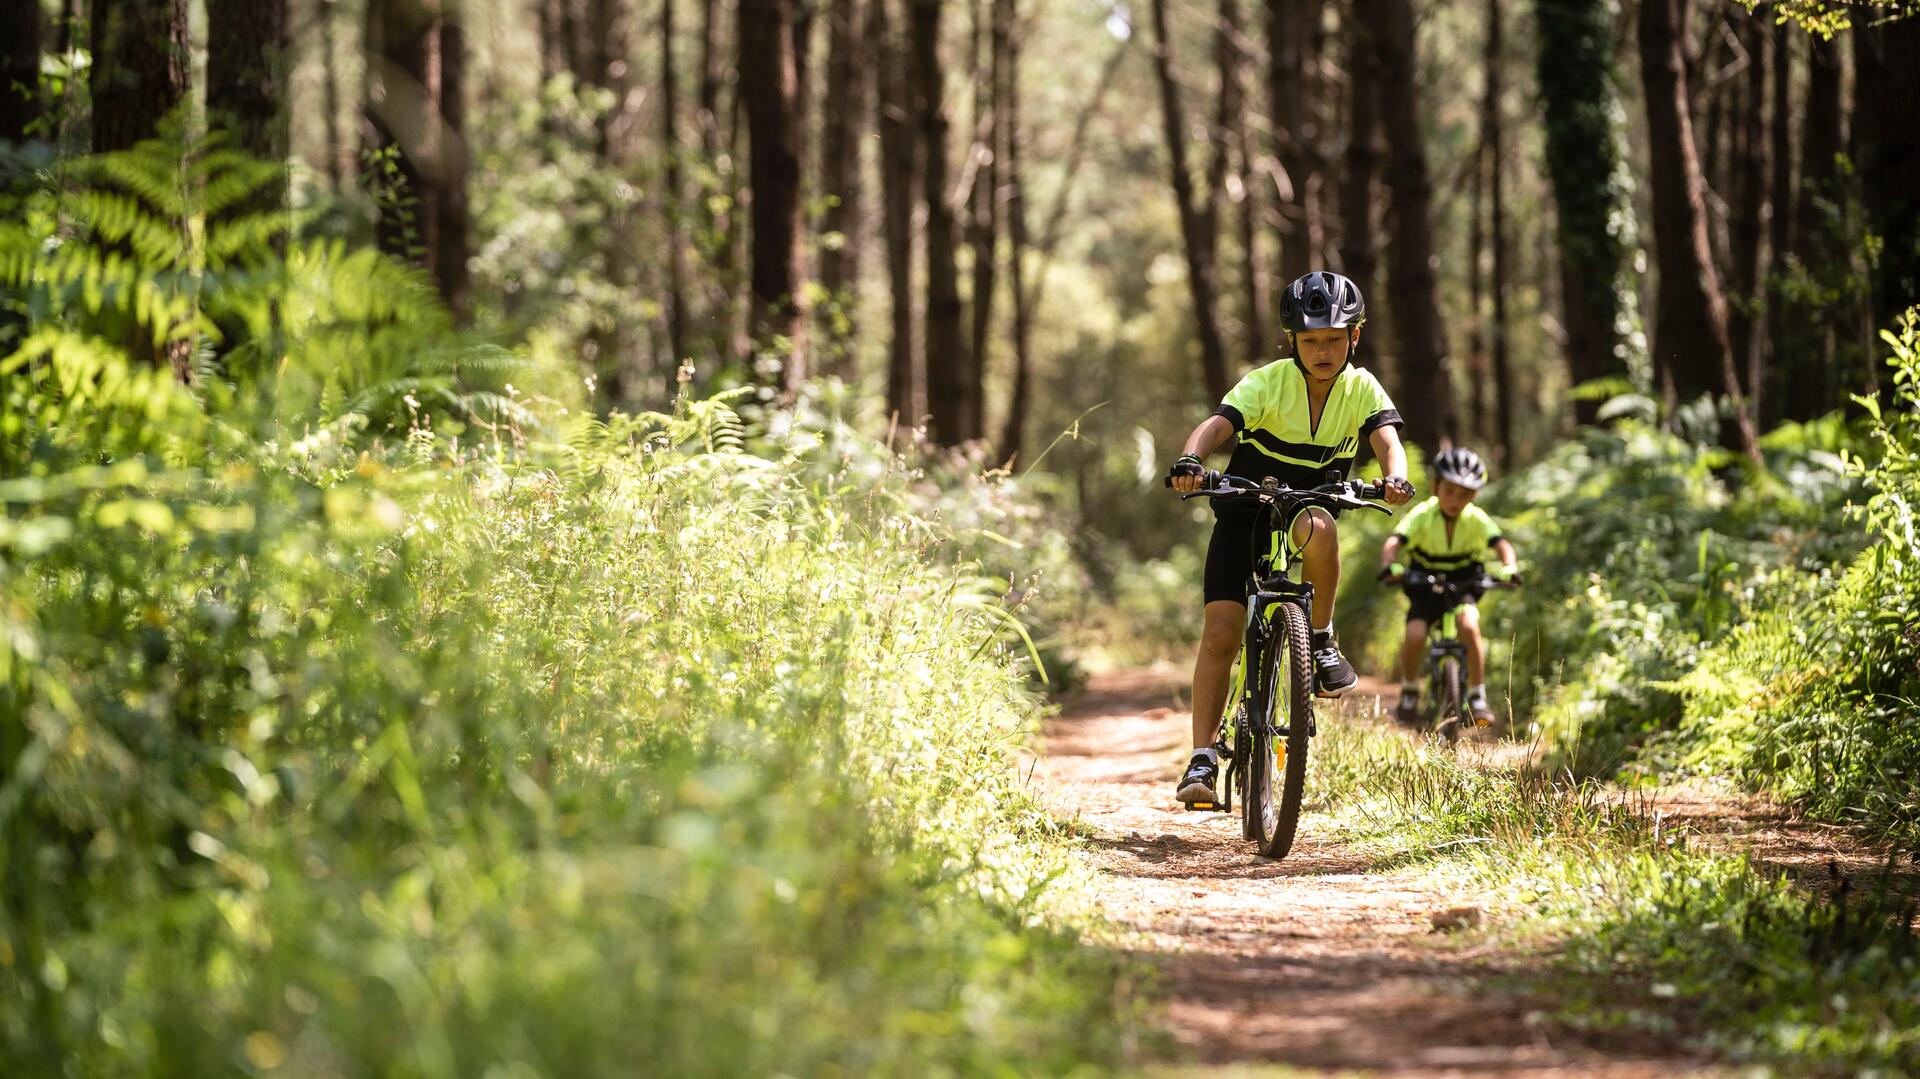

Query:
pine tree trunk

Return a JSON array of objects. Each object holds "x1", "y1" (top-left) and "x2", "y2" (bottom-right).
[
  {"x1": 1485, "y1": 0, "x2": 1513, "y2": 462},
  {"x1": 1785, "y1": 28, "x2": 1843, "y2": 417},
  {"x1": 875, "y1": 0, "x2": 918, "y2": 425},
  {"x1": 1342, "y1": 1, "x2": 1383, "y2": 386},
  {"x1": 90, "y1": 0, "x2": 190, "y2": 153},
  {"x1": 321, "y1": 0, "x2": 346, "y2": 187},
  {"x1": 914, "y1": 0, "x2": 972, "y2": 444},
  {"x1": 1148, "y1": 0, "x2": 1230, "y2": 402},
  {"x1": 1536, "y1": 0, "x2": 1627, "y2": 425},
  {"x1": 1377, "y1": 0, "x2": 1455, "y2": 450},
  {"x1": 1467, "y1": 138, "x2": 1489, "y2": 444},
  {"x1": 663, "y1": 0, "x2": 690, "y2": 367},
  {"x1": 1855, "y1": 15, "x2": 1920, "y2": 354},
  {"x1": 964, "y1": 0, "x2": 1002, "y2": 440},
  {"x1": 818, "y1": 0, "x2": 866, "y2": 371},
  {"x1": 1637, "y1": 0, "x2": 1757, "y2": 460},
  {"x1": 997, "y1": 0, "x2": 1032, "y2": 464},
  {"x1": 207, "y1": 0, "x2": 290, "y2": 221},
  {"x1": 1726, "y1": 14, "x2": 1765, "y2": 418},
  {"x1": 739, "y1": 0, "x2": 810, "y2": 393},
  {"x1": 1215, "y1": 0, "x2": 1263, "y2": 360},
  {"x1": 2, "y1": 0, "x2": 41, "y2": 144},
  {"x1": 434, "y1": 5, "x2": 470, "y2": 319}
]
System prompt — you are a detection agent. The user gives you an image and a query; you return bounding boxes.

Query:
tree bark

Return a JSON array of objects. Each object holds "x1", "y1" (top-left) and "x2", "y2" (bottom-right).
[
  {"x1": 1265, "y1": 0, "x2": 1326, "y2": 283},
  {"x1": 434, "y1": 5, "x2": 470, "y2": 319},
  {"x1": 90, "y1": 0, "x2": 190, "y2": 153},
  {"x1": 320, "y1": 0, "x2": 346, "y2": 187},
  {"x1": 1343, "y1": 0, "x2": 1383, "y2": 386},
  {"x1": 1726, "y1": 13, "x2": 1765, "y2": 418},
  {"x1": 818, "y1": 0, "x2": 867, "y2": 370},
  {"x1": 1216, "y1": 0, "x2": 1264, "y2": 361},
  {"x1": 1148, "y1": 0, "x2": 1230, "y2": 402},
  {"x1": 1376, "y1": 0, "x2": 1455, "y2": 450},
  {"x1": 913, "y1": 0, "x2": 972, "y2": 444},
  {"x1": 2, "y1": 0, "x2": 40, "y2": 144},
  {"x1": 1784, "y1": 26, "x2": 1844, "y2": 418},
  {"x1": 997, "y1": 0, "x2": 1032, "y2": 464},
  {"x1": 1637, "y1": 0, "x2": 1757, "y2": 460},
  {"x1": 739, "y1": 0, "x2": 810, "y2": 392},
  {"x1": 875, "y1": 0, "x2": 918, "y2": 425},
  {"x1": 663, "y1": 0, "x2": 689, "y2": 366},
  {"x1": 1536, "y1": 0, "x2": 1627, "y2": 425},
  {"x1": 964, "y1": 0, "x2": 1003, "y2": 439},
  {"x1": 1855, "y1": 15, "x2": 1920, "y2": 353},
  {"x1": 1484, "y1": 0, "x2": 1513, "y2": 461},
  {"x1": 207, "y1": 0, "x2": 290, "y2": 221},
  {"x1": 1467, "y1": 137, "x2": 1489, "y2": 444}
]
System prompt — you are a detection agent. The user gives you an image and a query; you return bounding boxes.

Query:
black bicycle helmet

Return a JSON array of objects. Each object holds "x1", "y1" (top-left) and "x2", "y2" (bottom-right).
[
  {"x1": 1277, "y1": 271, "x2": 1366, "y2": 333},
  {"x1": 1432, "y1": 447, "x2": 1489, "y2": 490}
]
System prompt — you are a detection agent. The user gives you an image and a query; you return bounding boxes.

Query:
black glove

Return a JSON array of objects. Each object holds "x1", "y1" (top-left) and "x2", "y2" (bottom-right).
[{"x1": 1167, "y1": 454, "x2": 1204, "y2": 484}]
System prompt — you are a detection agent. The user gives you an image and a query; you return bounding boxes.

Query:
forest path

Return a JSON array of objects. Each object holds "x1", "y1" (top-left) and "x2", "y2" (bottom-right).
[{"x1": 1036, "y1": 666, "x2": 1719, "y2": 1077}]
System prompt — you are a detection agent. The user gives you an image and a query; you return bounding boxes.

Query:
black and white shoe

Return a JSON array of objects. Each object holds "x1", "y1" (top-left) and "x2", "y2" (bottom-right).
[
  {"x1": 1175, "y1": 752, "x2": 1221, "y2": 804},
  {"x1": 1395, "y1": 692, "x2": 1423, "y2": 727},
  {"x1": 1312, "y1": 630, "x2": 1359, "y2": 698}
]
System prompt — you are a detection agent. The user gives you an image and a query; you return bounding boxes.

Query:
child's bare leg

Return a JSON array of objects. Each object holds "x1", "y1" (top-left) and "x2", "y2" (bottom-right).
[
  {"x1": 1458, "y1": 605, "x2": 1486, "y2": 684},
  {"x1": 1191, "y1": 600, "x2": 1245, "y2": 748},
  {"x1": 1401, "y1": 619, "x2": 1429, "y2": 683},
  {"x1": 1290, "y1": 507, "x2": 1339, "y2": 629}
]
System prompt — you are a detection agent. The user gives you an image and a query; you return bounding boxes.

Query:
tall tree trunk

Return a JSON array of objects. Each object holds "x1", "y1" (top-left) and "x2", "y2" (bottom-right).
[
  {"x1": 997, "y1": 0, "x2": 1032, "y2": 464},
  {"x1": 1265, "y1": 0, "x2": 1325, "y2": 284},
  {"x1": 875, "y1": 0, "x2": 918, "y2": 424},
  {"x1": 366, "y1": 0, "x2": 469, "y2": 316},
  {"x1": 739, "y1": 0, "x2": 810, "y2": 392},
  {"x1": 90, "y1": 0, "x2": 190, "y2": 153},
  {"x1": 1467, "y1": 138, "x2": 1489, "y2": 443},
  {"x1": 914, "y1": 0, "x2": 972, "y2": 444},
  {"x1": 1726, "y1": 14, "x2": 1765, "y2": 419},
  {"x1": 1784, "y1": 27, "x2": 1843, "y2": 418},
  {"x1": 1638, "y1": 0, "x2": 1757, "y2": 460},
  {"x1": 321, "y1": 0, "x2": 346, "y2": 188},
  {"x1": 1484, "y1": 0, "x2": 1513, "y2": 461},
  {"x1": 1536, "y1": 0, "x2": 1627, "y2": 424},
  {"x1": 1855, "y1": 15, "x2": 1920, "y2": 354},
  {"x1": 3, "y1": 0, "x2": 41, "y2": 144},
  {"x1": 1343, "y1": 1, "x2": 1383, "y2": 387},
  {"x1": 1148, "y1": 0, "x2": 1230, "y2": 402},
  {"x1": 206, "y1": 0, "x2": 290, "y2": 220},
  {"x1": 1216, "y1": 0, "x2": 1263, "y2": 360},
  {"x1": 434, "y1": 5, "x2": 470, "y2": 319},
  {"x1": 663, "y1": 0, "x2": 689, "y2": 366},
  {"x1": 1376, "y1": 0, "x2": 1455, "y2": 450},
  {"x1": 964, "y1": 0, "x2": 1002, "y2": 440},
  {"x1": 584, "y1": 0, "x2": 640, "y2": 398},
  {"x1": 818, "y1": 0, "x2": 866, "y2": 372}
]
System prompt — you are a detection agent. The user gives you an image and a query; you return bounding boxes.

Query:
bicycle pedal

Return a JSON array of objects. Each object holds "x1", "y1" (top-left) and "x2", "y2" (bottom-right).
[{"x1": 1183, "y1": 801, "x2": 1225, "y2": 812}]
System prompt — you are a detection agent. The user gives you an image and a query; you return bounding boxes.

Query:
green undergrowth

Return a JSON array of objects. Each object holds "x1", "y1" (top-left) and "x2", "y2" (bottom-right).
[
  {"x1": 1, "y1": 133, "x2": 1139, "y2": 1074},
  {"x1": 1310, "y1": 715, "x2": 1920, "y2": 1073}
]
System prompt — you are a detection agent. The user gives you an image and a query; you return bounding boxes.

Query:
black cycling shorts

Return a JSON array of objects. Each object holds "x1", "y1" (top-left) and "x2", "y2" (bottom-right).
[
  {"x1": 1403, "y1": 578, "x2": 1483, "y2": 625},
  {"x1": 1203, "y1": 507, "x2": 1322, "y2": 604}
]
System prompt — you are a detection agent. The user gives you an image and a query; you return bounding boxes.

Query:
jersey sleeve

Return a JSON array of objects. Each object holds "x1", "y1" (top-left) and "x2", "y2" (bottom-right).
[
  {"x1": 1392, "y1": 499, "x2": 1426, "y2": 539},
  {"x1": 1354, "y1": 369, "x2": 1404, "y2": 438},
  {"x1": 1474, "y1": 506, "x2": 1505, "y2": 547},
  {"x1": 1214, "y1": 368, "x2": 1266, "y2": 432}
]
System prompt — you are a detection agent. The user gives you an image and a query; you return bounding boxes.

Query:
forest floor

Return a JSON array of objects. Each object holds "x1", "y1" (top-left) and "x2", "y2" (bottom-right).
[{"x1": 1034, "y1": 665, "x2": 1899, "y2": 1077}]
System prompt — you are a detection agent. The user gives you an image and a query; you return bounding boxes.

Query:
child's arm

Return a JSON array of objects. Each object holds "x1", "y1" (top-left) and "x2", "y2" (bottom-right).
[
  {"x1": 1493, "y1": 538, "x2": 1519, "y2": 580},
  {"x1": 1168, "y1": 415, "x2": 1236, "y2": 492},
  {"x1": 1368, "y1": 426, "x2": 1416, "y2": 505},
  {"x1": 1381, "y1": 534, "x2": 1408, "y2": 578}
]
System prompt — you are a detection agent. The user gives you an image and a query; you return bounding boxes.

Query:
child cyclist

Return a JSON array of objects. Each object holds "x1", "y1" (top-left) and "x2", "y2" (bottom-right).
[
  {"x1": 1167, "y1": 271, "x2": 1415, "y2": 805},
  {"x1": 1378, "y1": 447, "x2": 1520, "y2": 726}
]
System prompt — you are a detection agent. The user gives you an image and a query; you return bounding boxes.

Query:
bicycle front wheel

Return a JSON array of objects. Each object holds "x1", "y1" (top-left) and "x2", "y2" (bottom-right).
[
  {"x1": 1250, "y1": 601, "x2": 1313, "y2": 859},
  {"x1": 1433, "y1": 655, "x2": 1468, "y2": 743}
]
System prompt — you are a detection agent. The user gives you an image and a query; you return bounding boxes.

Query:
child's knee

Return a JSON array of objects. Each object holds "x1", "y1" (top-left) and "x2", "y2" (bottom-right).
[
  {"x1": 1291, "y1": 507, "x2": 1337, "y2": 550},
  {"x1": 1403, "y1": 619, "x2": 1428, "y2": 644}
]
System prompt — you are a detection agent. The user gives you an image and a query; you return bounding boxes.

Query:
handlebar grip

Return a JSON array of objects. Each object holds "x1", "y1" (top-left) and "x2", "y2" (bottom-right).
[{"x1": 1165, "y1": 469, "x2": 1222, "y2": 489}]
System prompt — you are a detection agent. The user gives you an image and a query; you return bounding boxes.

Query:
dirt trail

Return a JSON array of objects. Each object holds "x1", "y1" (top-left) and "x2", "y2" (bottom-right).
[{"x1": 1038, "y1": 666, "x2": 1716, "y2": 1077}]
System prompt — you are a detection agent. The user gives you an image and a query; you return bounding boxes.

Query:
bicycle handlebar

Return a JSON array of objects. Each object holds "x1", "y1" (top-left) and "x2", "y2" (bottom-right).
[
  {"x1": 1382, "y1": 566, "x2": 1522, "y2": 592},
  {"x1": 1162, "y1": 471, "x2": 1397, "y2": 515}
]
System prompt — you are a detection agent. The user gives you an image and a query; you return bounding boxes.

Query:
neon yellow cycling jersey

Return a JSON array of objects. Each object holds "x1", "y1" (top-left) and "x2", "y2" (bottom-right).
[
  {"x1": 1213, "y1": 358, "x2": 1402, "y2": 491},
  {"x1": 1393, "y1": 497, "x2": 1504, "y2": 572}
]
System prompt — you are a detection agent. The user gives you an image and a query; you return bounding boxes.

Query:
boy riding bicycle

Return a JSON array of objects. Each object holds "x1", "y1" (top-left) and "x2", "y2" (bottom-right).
[
  {"x1": 1167, "y1": 272, "x2": 1414, "y2": 805},
  {"x1": 1378, "y1": 448, "x2": 1519, "y2": 726}
]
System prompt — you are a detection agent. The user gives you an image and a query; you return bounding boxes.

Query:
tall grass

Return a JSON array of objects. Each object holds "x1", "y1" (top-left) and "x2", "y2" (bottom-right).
[{"x1": 1, "y1": 132, "x2": 1138, "y2": 1074}]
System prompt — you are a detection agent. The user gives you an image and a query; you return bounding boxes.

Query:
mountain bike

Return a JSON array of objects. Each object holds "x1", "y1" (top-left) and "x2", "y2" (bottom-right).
[
  {"x1": 1166, "y1": 471, "x2": 1395, "y2": 859},
  {"x1": 1382, "y1": 566, "x2": 1518, "y2": 742}
]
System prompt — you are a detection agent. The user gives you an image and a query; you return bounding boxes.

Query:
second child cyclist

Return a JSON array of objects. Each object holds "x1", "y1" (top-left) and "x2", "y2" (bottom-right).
[
  {"x1": 1168, "y1": 271, "x2": 1415, "y2": 806},
  {"x1": 1379, "y1": 447, "x2": 1520, "y2": 726}
]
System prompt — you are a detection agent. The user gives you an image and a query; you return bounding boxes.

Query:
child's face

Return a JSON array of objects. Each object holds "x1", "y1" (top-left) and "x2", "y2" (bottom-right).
[
  {"x1": 1436, "y1": 479, "x2": 1477, "y2": 516},
  {"x1": 1294, "y1": 327, "x2": 1360, "y2": 381}
]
